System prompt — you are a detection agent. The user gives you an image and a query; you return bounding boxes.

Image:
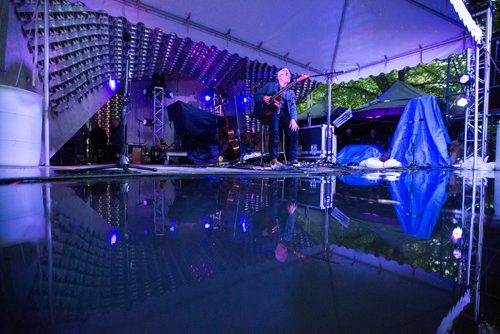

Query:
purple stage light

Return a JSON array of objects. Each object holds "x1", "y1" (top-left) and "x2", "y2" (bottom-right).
[
  {"x1": 453, "y1": 249, "x2": 462, "y2": 259},
  {"x1": 452, "y1": 226, "x2": 463, "y2": 242}
]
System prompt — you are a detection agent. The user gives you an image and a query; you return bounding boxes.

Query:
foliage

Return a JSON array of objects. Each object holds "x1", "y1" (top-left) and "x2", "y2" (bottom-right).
[
  {"x1": 297, "y1": 56, "x2": 466, "y2": 115},
  {"x1": 297, "y1": 0, "x2": 498, "y2": 115}
]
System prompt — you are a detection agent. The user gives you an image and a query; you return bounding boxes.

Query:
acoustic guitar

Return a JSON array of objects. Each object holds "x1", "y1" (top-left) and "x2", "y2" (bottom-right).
[
  {"x1": 256, "y1": 73, "x2": 310, "y2": 120},
  {"x1": 216, "y1": 93, "x2": 240, "y2": 160}
]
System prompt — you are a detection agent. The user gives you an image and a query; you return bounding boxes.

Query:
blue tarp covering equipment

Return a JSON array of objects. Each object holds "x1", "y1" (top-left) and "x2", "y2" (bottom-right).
[
  {"x1": 338, "y1": 174, "x2": 382, "y2": 186},
  {"x1": 388, "y1": 96, "x2": 451, "y2": 167},
  {"x1": 389, "y1": 170, "x2": 451, "y2": 239},
  {"x1": 337, "y1": 144, "x2": 385, "y2": 165}
]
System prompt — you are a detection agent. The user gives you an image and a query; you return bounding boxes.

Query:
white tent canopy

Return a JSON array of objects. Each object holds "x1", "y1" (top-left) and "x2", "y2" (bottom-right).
[{"x1": 78, "y1": 0, "x2": 482, "y2": 82}]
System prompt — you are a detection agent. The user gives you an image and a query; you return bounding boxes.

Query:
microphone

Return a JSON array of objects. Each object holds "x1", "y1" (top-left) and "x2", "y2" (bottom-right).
[{"x1": 408, "y1": 118, "x2": 424, "y2": 124}]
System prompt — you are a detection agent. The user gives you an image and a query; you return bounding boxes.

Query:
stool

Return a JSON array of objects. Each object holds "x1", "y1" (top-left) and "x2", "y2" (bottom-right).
[{"x1": 260, "y1": 124, "x2": 287, "y2": 165}]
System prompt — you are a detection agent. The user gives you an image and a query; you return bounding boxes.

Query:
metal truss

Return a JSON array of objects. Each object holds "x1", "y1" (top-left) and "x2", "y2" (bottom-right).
[
  {"x1": 153, "y1": 87, "x2": 165, "y2": 144},
  {"x1": 459, "y1": 172, "x2": 485, "y2": 322},
  {"x1": 463, "y1": 5, "x2": 494, "y2": 169},
  {"x1": 153, "y1": 181, "x2": 166, "y2": 236}
]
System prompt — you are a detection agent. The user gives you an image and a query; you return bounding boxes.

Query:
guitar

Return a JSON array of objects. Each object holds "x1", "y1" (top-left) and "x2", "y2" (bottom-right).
[
  {"x1": 216, "y1": 92, "x2": 240, "y2": 160},
  {"x1": 255, "y1": 73, "x2": 310, "y2": 120}
]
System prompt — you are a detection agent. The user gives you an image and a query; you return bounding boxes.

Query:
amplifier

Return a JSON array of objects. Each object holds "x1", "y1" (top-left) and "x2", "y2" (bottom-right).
[{"x1": 298, "y1": 125, "x2": 336, "y2": 160}]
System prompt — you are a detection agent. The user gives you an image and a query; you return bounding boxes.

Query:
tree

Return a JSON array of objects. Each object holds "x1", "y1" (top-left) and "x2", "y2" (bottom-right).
[
  {"x1": 297, "y1": 0, "x2": 497, "y2": 115},
  {"x1": 297, "y1": 56, "x2": 465, "y2": 114}
]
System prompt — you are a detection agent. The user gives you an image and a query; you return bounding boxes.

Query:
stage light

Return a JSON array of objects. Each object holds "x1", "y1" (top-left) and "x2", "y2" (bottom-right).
[
  {"x1": 458, "y1": 74, "x2": 471, "y2": 85},
  {"x1": 142, "y1": 118, "x2": 154, "y2": 126},
  {"x1": 109, "y1": 77, "x2": 116, "y2": 91},
  {"x1": 110, "y1": 232, "x2": 118, "y2": 245},
  {"x1": 453, "y1": 249, "x2": 462, "y2": 259},
  {"x1": 165, "y1": 90, "x2": 174, "y2": 98},
  {"x1": 243, "y1": 97, "x2": 248, "y2": 103},
  {"x1": 240, "y1": 216, "x2": 248, "y2": 233},
  {"x1": 204, "y1": 223, "x2": 211, "y2": 229},
  {"x1": 204, "y1": 94, "x2": 212, "y2": 102},
  {"x1": 456, "y1": 97, "x2": 469, "y2": 107},
  {"x1": 143, "y1": 86, "x2": 154, "y2": 96},
  {"x1": 452, "y1": 226, "x2": 463, "y2": 242}
]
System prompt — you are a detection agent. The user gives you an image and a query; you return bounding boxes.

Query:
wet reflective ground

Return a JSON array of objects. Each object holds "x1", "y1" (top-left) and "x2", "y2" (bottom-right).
[{"x1": 0, "y1": 170, "x2": 499, "y2": 333}]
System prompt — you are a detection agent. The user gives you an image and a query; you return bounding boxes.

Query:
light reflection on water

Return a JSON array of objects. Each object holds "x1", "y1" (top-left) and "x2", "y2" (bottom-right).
[{"x1": 0, "y1": 170, "x2": 495, "y2": 332}]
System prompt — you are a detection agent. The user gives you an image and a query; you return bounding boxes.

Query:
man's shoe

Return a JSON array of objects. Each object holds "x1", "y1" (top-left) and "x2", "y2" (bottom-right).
[
  {"x1": 288, "y1": 160, "x2": 301, "y2": 167},
  {"x1": 270, "y1": 159, "x2": 283, "y2": 169}
]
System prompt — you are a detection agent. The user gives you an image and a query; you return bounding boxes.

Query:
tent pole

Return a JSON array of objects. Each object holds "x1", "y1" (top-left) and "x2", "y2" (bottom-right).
[
  {"x1": 445, "y1": 56, "x2": 451, "y2": 125},
  {"x1": 43, "y1": 0, "x2": 50, "y2": 166}
]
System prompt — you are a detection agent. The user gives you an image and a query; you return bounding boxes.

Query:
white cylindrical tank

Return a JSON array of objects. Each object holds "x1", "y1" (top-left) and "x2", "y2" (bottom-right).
[
  {"x1": 0, "y1": 85, "x2": 43, "y2": 166},
  {"x1": 496, "y1": 121, "x2": 500, "y2": 170}
]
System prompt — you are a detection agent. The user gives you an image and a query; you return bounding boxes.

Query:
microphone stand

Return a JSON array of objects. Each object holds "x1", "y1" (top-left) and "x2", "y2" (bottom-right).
[
  {"x1": 68, "y1": 38, "x2": 157, "y2": 174},
  {"x1": 313, "y1": 71, "x2": 341, "y2": 166},
  {"x1": 233, "y1": 94, "x2": 244, "y2": 165}
]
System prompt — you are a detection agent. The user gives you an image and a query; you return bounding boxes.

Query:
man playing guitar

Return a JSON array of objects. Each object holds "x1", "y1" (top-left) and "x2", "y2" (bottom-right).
[{"x1": 254, "y1": 68, "x2": 300, "y2": 168}]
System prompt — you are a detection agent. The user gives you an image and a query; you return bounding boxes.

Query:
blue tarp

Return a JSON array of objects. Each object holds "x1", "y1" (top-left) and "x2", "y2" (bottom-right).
[
  {"x1": 388, "y1": 96, "x2": 451, "y2": 167},
  {"x1": 337, "y1": 144, "x2": 385, "y2": 165},
  {"x1": 338, "y1": 174, "x2": 382, "y2": 186},
  {"x1": 389, "y1": 170, "x2": 450, "y2": 239}
]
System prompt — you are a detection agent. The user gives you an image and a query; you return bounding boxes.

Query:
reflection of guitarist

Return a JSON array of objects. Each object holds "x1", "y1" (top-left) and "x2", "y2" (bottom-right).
[{"x1": 254, "y1": 68, "x2": 306, "y2": 167}]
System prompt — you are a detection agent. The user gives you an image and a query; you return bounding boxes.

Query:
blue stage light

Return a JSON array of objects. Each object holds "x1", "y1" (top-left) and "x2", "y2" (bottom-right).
[
  {"x1": 205, "y1": 94, "x2": 211, "y2": 102},
  {"x1": 109, "y1": 77, "x2": 116, "y2": 91},
  {"x1": 110, "y1": 232, "x2": 118, "y2": 245}
]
